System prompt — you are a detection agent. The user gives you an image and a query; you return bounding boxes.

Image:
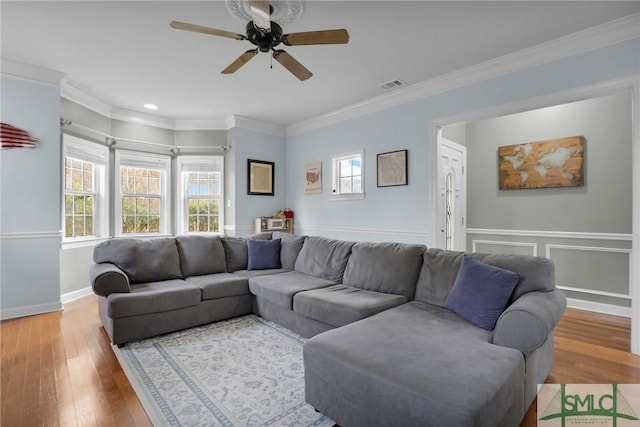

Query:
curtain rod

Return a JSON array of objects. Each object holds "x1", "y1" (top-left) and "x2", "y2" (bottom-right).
[{"x1": 60, "y1": 119, "x2": 230, "y2": 154}]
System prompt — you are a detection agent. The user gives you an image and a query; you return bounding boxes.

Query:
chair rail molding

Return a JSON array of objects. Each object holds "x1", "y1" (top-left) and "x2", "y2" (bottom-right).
[
  {"x1": 0, "y1": 230, "x2": 62, "y2": 240},
  {"x1": 466, "y1": 228, "x2": 632, "y2": 241}
]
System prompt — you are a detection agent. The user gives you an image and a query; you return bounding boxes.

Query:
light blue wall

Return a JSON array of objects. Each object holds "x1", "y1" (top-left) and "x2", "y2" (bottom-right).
[
  {"x1": 287, "y1": 105, "x2": 429, "y2": 243},
  {"x1": 232, "y1": 127, "x2": 287, "y2": 235},
  {"x1": 285, "y1": 38, "x2": 640, "y2": 245},
  {"x1": 1, "y1": 76, "x2": 62, "y2": 318}
]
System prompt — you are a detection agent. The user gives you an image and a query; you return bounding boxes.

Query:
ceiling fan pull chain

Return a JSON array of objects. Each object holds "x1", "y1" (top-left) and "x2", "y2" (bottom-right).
[{"x1": 270, "y1": 54, "x2": 273, "y2": 69}]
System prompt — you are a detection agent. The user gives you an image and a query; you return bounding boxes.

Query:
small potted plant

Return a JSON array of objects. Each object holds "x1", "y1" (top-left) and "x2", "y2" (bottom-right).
[{"x1": 274, "y1": 209, "x2": 285, "y2": 218}]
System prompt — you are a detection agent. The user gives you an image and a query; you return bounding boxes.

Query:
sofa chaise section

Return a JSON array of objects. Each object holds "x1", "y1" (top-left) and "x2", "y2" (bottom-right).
[
  {"x1": 304, "y1": 248, "x2": 566, "y2": 427},
  {"x1": 304, "y1": 301, "x2": 525, "y2": 427}
]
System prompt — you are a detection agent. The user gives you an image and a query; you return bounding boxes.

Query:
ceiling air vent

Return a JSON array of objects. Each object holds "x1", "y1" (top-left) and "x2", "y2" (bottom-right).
[{"x1": 379, "y1": 79, "x2": 406, "y2": 90}]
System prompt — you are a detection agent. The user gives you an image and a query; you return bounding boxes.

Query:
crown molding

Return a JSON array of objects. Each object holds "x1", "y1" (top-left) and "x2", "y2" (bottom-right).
[
  {"x1": 231, "y1": 116, "x2": 286, "y2": 137},
  {"x1": 61, "y1": 80, "x2": 284, "y2": 135},
  {"x1": 174, "y1": 117, "x2": 235, "y2": 131},
  {"x1": 111, "y1": 107, "x2": 176, "y2": 130},
  {"x1": 286, "y1": 13, "x2": 640, "y2": 136},
  {"x1": 61, "y1": 82, "x2": 112, "y2": 117},
  {"x1": 1, "y1": 58, "x2": 66, "y2": 87}
]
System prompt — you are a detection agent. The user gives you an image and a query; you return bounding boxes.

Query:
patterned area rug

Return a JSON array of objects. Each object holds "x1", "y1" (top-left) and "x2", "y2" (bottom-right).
[{"x1": 113, "y1": 315, "x2": 335, "y2": 427}]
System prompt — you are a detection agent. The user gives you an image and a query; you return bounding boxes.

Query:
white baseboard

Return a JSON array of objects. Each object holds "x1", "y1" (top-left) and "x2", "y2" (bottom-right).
[
  {"x1": 61, "y1": 286, "x2": 93, "y2": 304},
  {"x1": 566, "y1": 297, "x2": 631, "y2": 318},
  {"x1": 0, "y1": 301, "x2": 63, "y2": 320}
]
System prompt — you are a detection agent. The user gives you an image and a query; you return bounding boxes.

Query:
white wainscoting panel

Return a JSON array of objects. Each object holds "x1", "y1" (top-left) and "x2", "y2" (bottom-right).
[
  {"x1": 546, "y1": 244, "x2": 631, "y2": 310},
  {"x1": 471, "y1": 239, "x2": 538, "y2": 256}
]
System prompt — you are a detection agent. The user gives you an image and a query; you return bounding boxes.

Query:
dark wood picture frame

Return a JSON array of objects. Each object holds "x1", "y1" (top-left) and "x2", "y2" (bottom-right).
[
  {"x1": 247, "y1": 159, "x2": 274, "y2": 196},
  {"x1": 377, "y1": 149, "x2": 408, "y2": 187}
]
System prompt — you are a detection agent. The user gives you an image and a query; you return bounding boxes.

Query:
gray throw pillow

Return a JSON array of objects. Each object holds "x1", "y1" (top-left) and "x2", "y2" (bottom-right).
[{"x1": 221, "y1": 233, "x2": 272, "y2": 272}]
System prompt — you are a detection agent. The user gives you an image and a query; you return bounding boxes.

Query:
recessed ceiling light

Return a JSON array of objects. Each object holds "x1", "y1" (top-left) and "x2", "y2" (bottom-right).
[{"x1": 144, "y1": 103, "x2": 158, "y2": 110}]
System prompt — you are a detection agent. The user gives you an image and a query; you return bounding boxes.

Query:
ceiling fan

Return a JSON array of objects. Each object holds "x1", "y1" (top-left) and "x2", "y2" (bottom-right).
[{"x1": 170, "y1": 0, "x2": 349, "y2": 81}]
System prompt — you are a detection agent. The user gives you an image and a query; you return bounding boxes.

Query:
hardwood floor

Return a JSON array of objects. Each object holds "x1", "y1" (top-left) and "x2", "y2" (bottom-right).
[{"x1": 1, "y1": 295, "x2": 639, "y2": 427}]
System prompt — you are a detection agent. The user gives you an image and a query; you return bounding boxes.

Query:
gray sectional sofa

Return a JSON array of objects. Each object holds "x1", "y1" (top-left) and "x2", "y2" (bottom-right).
[{"x1": 90, "y1": 232, "x2": 566, "y2": 427}]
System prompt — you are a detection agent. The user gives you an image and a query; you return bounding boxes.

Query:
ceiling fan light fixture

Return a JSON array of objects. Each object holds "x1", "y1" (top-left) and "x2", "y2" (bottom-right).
[{"x1": 225, "y1": 0, "x2": 304, "y2": 25}]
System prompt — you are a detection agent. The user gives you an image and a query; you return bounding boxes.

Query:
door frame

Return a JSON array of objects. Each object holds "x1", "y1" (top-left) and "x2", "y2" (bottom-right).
[{"x1": 428, "y1": 75, "x2": 640, "y2": 354}]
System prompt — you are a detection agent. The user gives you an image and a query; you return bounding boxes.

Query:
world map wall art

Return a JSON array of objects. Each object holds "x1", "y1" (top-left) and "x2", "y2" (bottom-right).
[{"x1": 498, "y1": 136, "x2": 584, "y2": 190}]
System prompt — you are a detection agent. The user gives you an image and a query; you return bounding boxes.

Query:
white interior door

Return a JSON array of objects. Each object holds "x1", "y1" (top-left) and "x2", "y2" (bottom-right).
[{"x1": 436, "y1": 130, "x2": 467, "y2": 251}]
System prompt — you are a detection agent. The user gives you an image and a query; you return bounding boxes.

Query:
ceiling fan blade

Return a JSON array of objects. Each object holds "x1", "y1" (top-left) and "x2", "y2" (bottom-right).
[
  {"x1": 222, "y1": 49, "x2": 259, "y2": 74},
  {"x1": 170, "y1": 21, "x2": 245, "y2": 40},
  {"x1": 249, "y1": 0, "x2": 271, "y2": 33},
  {"x1": 282, "y1": 29, "x2": 349, "y2": 46},
  {"x1": 272, "y1": 50, "x2": 312, "y2": 81}
]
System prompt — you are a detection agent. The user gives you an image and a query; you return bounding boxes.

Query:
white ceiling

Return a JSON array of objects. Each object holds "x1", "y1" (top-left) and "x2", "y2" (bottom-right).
[{"x1": 2, "y1": 1, "x2": 639, "y2": 127}]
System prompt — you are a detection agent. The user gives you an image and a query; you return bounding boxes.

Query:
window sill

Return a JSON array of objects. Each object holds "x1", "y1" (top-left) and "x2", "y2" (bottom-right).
[
  {"x1": 329, "y1": 193, "x2": 365, "y2": 201},
  {"x1": 62, "y1": 236, "x2": 111, "y2": 250},
  {"x1": 114, "y1": 233, "x2": 173, "y2": 239}
]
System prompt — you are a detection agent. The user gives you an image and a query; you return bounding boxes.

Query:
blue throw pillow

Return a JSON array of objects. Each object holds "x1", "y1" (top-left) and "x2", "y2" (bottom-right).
[
  {"x1": 247, "y1": 239, "x2": 282, "y2": 270},
  {"x1": 444, "y1": 255, "x2": 520, "y2": 331}
]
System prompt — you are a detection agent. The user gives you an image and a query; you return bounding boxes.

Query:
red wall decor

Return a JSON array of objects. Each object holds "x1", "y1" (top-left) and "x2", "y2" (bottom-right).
[{"x1": 1, "y1": 122, "x2": 39, "y2": 149}]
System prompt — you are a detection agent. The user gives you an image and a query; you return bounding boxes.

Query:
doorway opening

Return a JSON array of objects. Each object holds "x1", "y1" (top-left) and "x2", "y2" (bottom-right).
[{"x1": 431, "y1": 78, "x2": 639, "y2": 354}]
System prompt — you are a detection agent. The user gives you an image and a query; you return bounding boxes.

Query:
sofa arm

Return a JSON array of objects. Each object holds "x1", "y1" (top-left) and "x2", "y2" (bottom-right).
[
  {"x1": 492, "y1": 289, "x2": 566, "y2": 356},
  {"x1": 90, "y1": 263, "x2": 131, "y2": 297}
]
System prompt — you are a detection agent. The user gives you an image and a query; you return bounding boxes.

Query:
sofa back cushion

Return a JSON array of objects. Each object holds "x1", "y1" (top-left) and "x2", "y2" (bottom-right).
[
  {"x1": 93, "y1": 237, "x2": 182, "y2": 284},
  {"x1": 343, "y1": 242, "x2": 426, "y2": 299},
  {"x1": 414, "y1": 248, "x2": 556, "y2": 306},
  {"x1": 273, "y1": 232, "x2": 306, "y2": 270},
  {"x1": 221, "y1": 233, "x2": 272, "y2": 272},
  {"x1": 294, "y1": 236, "x2": 355, "y2": 282},
  {"x1": 175, "y1": 235, "x2": 227, "y2": 276}
]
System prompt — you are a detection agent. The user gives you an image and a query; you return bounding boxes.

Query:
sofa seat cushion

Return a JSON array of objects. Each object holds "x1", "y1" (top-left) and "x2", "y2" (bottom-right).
[
  {"x1": 185, "y1": 273, "x2": 249, "y2": 300},
  {"x1": 107, "y1": 279, "x2": 201, "y2": 319},
  {"x1": 294, "y1": 284, "x2": 409, "y2": 328},
  {"x1": 249, "y1": 271, "x2": 336, "y2": 309},
  {"x1": 304, "y1": 301, "x2": 525, "y2": 427},
  {"x1": 233, "y1": 268, "x2": 289, "y2": 278}
]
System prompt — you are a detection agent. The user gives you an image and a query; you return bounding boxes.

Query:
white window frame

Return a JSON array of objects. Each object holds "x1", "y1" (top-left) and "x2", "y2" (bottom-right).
[
  {"x1": 176, "y1": 155, "x2": 224, "y2": 235},
  {"x1": 330, "y1": 149, "x2": 365, "y2": 201},
  {"x1": 61, "y1": 134, "x2": 109, "y2": 244},
  {"x1": 115, "y1": 149, "x2": 171, "y2": 236}
]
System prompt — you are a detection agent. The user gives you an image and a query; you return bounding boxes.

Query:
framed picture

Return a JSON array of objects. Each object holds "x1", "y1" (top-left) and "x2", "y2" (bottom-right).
[
  {"x1": 498, "y1": 136, "x2": 584, "y2": 190},
  {"x1": 248, "y1": 159, "x2": 274, "y2": 196},
  {"x1": 377, "y1": 149, "x2": 408, "y2": 187},
  {"x1": 305, "y1": 161, "x2": 322, "y2": 194}
]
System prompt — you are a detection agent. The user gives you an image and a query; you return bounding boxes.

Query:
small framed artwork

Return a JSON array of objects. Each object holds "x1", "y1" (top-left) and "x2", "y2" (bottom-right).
[
  {"x1": 377, "y1": 149, "x2": 408, "y2": 187},
  {"x1": 305, "y1": 161, "x2": 322, "y2": 194},
  {"x1": 248, "y1": 159, "x2": 274, "y2": 196}
]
